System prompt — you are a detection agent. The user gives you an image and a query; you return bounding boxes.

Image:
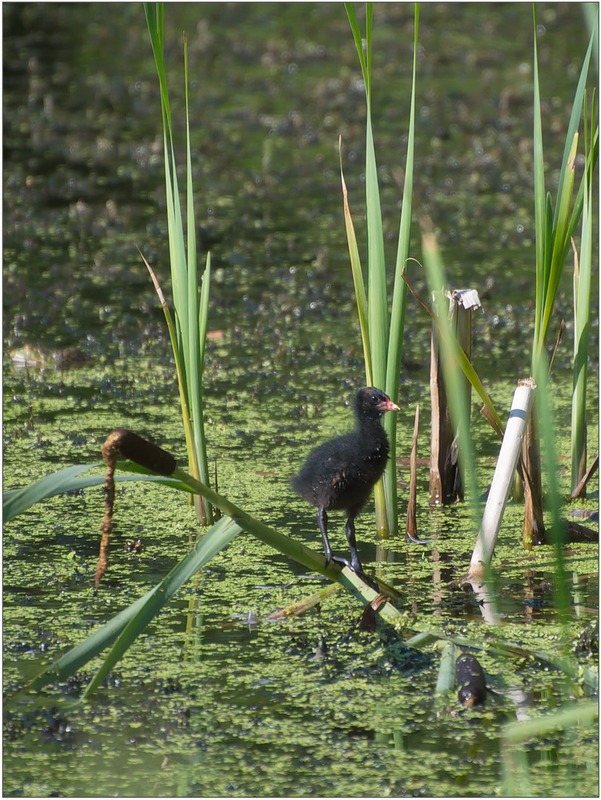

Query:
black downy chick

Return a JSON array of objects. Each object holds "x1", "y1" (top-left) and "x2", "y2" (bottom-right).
[{"x1": 292, "y1": 387, "x2": 399, "y2": 572}]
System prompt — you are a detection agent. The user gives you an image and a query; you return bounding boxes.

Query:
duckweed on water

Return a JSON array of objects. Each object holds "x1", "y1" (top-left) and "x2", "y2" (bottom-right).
[
  {"x1": 4, "y1": 353, "x2": 598, "y2": 796},
  {"x1": 4, "y1": 3, "x2": 598, "y2": 796},
  {"x1": 4, "y1": 588, "x2": 597, "y2": 796}
]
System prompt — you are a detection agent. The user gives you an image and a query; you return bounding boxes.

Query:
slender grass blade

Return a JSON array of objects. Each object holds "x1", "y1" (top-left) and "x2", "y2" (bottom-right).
[
  {"x1": 340, "y1": 140, "x2": 373, "y2": 385},
  {"x1": 571, "y1": 96, "x2": 595, "y2": 491},
  {"x1": 3, "y1": 464, "x2": 102, "y2": 522},
  {"x1": 29, "y1": 516, "x2": 242, "y2": 694},
  {"x1": 81, "y1": 516, "x2": 241, "y2": 698},
  {"x1": 3, "y1": 462, "x2": 198, "y2": 522},
  {"x1": 383, "y1": 3, "x2": 419, "y2": 531},
  {"x1": 420, "y1": 225, "x2": 481, "y2": 529}
]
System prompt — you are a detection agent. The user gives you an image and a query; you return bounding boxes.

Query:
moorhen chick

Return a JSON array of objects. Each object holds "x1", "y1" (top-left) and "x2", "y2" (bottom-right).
[{"x1": 292, "y1": 387, "x2": 399, "y2": 573}]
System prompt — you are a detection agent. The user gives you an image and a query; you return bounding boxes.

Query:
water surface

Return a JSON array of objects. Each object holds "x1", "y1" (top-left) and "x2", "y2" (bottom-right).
[{"x1": 3, "y1": 3, "x2": 598, "y2": 797}]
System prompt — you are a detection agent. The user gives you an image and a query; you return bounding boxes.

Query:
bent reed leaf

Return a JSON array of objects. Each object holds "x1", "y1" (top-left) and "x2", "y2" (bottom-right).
[
  {"x1": 3, "y1": 462, "x2": 195, "y2": 523},
  {"x1": 3, "y1": 464, "x2": 103, "y2": 522},
  {"x1": 29, "y1": 516, "x2": 243, "y2": 695}
]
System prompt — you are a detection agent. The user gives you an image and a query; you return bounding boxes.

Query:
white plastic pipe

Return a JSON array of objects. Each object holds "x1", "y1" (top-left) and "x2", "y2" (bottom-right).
[{"x1": 469, "y1": 379, "x2": 536, "y2": 578}]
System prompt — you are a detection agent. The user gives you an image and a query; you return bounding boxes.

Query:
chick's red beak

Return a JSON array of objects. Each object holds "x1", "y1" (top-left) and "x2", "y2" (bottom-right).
[{"x1": 379, "y1": 398, "x2": 400, "y2": 413}]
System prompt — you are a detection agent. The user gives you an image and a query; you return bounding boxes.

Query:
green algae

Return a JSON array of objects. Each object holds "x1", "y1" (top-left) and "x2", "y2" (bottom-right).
[
  {"x1": 4, "y1": 348, "x2": 598, "y2": 796},
  {"x1": 3, "y1": 3, "x2": 598, "y2": 797}
]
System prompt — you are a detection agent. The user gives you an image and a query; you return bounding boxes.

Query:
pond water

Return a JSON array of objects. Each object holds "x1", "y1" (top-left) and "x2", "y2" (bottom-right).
[{"x1": 3, "y1": 3, "x2": 598, "y2": 798}]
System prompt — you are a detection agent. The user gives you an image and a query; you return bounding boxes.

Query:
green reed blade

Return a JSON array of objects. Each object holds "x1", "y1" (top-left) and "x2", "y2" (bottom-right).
[
  {"x1": 346, "y1": 3, "x2": 387, "y2": 388},
  {"x1": 184, "y1": 34, "x2": 212, "y2": 519},
  {"x1": 531, "y1": 4, "x2": 546, "y2": 355},
  {"x1": 29, "y1": 516, "x2": 243, "y2": 695},
  {"x1": 146, "y1": 5, "x2": 191, "y2": 411},
  {"x1": 345, "y1": 3, "x2": 369, "y2": 93},
  {"x1": 553, "y1": 17, "x2": 597, "y2": 232},
  {"x1": 164, "y1": 466, "x2": 408, "y2": 630},
  {"x1": 140, "y1": 251, "x2": 198, "y2": 481},
  {"x1": 538, "y1": 133, "x2": 578, "y2": 353},
  {"x1": 2, "y1": 462, "x2": 199, "y2": 523},
  {"x1": 144, "y1": 4, "x2": 212, "y2": 521},
  {"x1": 403, "y1": 260, "x2": 505, "y2": 437},
  {"x1": 501, "y1": 699, "x2": 597, "y2": 796},
  {"x1": 198, "y1": 253, "x2": 211, "y2": 372},
  {"x1": 144, "y1": 4, "x2": 170, "y2": 129},
  {"x1": 571, "y1": 95, "x2": 595, "y2": 492},
  {"x1": 455, "y1": 346, "x2": 505, "y2": 437},
  {"x1": 503, "y1": 700, "x2": 598, "y2": 744},
  {"x1": 531, "y1": 7, "x2": 597, "y2": 371},
  {"x1": 543, "y1": 190, "x2": 554, "y2": 296},
  {"x1": 3, "y1": 464, "x2": 103, "y2": 521},
  {"x1": 81, "y1": 516, "x2": 240, "y2": 698},
  {"x1": 12, "y1": 441, "x2": 590, "y2": 697},
  {"x1": 434, "y1": 640, "x2": 457, "y2": 694},
  {"x1": 383, "y1": 3, "x2": 419, "y2": 532},
  {"x1": 386, "y1": 3, "x2": 419, "y2": 398},
  {"x1": 162, "y1": 108, "x2": 189, "y2": 352},
  {"x1": 185, "y1": 34, "x2": 200, "y2": 425},
  {"x1": 421, "y1": 225, "x2": 481, "y2": 531},
  {"x1": 343, "y1": 3, "x2": 419, "y2": 533},
  {"x1": 5, "y1": 451, "x2": 385, "y2": 598},
  {"x1": 364, "y1": 111, "x2": 389, "y2": 391},
  {"x1": 340, "y1": 141, "x2": 373, "y2": 385},
  {"x1": 533, "y1": 355, "x2": 570, "y2": 618},
  {"x1": 567, "y1": 125, "x2": 598, "y2": 242}
]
